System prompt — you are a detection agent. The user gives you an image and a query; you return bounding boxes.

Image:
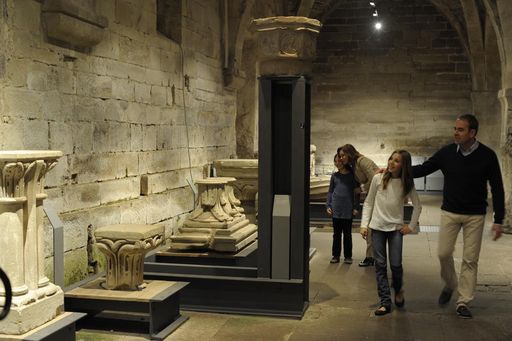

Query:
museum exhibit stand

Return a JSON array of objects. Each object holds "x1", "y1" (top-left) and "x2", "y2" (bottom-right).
[
  {"x1": 64, "y1": 224, "x2": 188, "y2": 340},
  {"x1": 144, "y1": 16, "x2": 320, "y2": 317}
]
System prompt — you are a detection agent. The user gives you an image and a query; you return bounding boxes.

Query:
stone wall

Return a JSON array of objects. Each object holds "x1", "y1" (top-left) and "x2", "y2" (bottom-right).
[
  {"x1": 0, "y1": 0, "x2": 236, "y2": 285},
  {"x1": 311, "y1": 0, "x2": 473, "y2": 169}
]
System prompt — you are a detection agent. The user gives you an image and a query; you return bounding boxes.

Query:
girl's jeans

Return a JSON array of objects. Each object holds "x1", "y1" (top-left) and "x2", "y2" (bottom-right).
[{"x1": 372, "y1": 229, "x2": 403, "y2": 308}]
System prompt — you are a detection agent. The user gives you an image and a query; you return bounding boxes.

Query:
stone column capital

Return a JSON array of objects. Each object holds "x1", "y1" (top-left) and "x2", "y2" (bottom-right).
[
  {"x1": 252, "y1": 16, "x2": 322, "y2": 76},
  {"x1": 95, "y1": 224, "x2": 164, "y2": 290}
]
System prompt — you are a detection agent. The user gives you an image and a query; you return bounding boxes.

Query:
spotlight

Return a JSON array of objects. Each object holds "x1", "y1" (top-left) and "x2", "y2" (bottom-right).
[
  {"x1": 369, "y1": 1, "x2": 376, "y2": 6},
  {"x1": 374, "y1": 22, "x2": 383, "y2": 30},
  {"x1": 372, "y1": 10, "x2": 378, "y2": 17}
]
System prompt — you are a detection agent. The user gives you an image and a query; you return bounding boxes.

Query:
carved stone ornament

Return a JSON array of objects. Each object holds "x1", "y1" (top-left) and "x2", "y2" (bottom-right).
[
  {"x1": 42, "y1": 0, "x2": 108, "y2": 50},
  {"x1": 0, "y1": 150, "x2": 64, "y2": 336},
  {"x1": 252, "y1": 16, "x2": 321, "y2": 75},
  {"x1": 170, "y1": 177, "x2": 257, "y2": 252},
  {"x1": 95, "y1": 224, "x2": 164, "y2": 290}
]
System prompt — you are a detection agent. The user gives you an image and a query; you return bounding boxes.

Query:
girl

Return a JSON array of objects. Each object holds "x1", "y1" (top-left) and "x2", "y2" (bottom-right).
[
  {"x1": 338, "y1": 144, "x2": 379, "y2": 267},
  {"x1": 326, "y1": 154, "x2": 360, "y2": 264},
  {"x1": 360, "y1": 150, "x2": 422, "y2": 315}
]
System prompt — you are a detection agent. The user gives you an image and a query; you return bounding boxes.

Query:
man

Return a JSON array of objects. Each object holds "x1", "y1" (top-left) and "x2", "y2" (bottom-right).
[{"x1": 413, "y1": 114, "x2": 505, "y2": 319}]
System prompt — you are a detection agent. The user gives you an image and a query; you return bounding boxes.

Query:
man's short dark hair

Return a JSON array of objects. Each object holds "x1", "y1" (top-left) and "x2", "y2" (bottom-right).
[{"x1": 457, "y1": 114, "x2": 479, "y2": 135}]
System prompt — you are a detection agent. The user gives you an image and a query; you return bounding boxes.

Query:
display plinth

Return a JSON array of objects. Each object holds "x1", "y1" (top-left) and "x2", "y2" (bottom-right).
[
  {"x1": 64, "y1": 279, "x2": 188, "y2": 340},
  {"x1": 155, "y1": 240, "x2": 258, "y2": 268},
  {"x1": 0, "y1": 312, "x2": 85, "y2": 341}
]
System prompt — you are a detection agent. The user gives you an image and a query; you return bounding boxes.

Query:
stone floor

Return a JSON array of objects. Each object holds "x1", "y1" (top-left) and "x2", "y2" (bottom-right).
[{"x1": 76, "y1": 194, "x2": 512, "y2": 341}]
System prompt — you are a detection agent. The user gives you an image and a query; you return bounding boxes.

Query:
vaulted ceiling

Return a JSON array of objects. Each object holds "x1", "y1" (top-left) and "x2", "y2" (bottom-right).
[
  {"x1": 281, "y1": 0, "x2": 503, "y2": 91},
  {"x1": 288, "y1": 0, "x2": 465, "y2": 21}
]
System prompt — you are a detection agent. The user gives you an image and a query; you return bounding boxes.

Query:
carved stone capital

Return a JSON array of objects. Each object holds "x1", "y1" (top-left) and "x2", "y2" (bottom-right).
[
  {"x1": 95, "y1": 224, "x2": 164, "y2": 290},
  {"x1": 252, "y1": 16, "x2": 321, "y2": 76}
]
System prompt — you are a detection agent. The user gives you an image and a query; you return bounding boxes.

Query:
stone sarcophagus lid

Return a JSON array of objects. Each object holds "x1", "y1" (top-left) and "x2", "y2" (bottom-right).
[
  {"x1": 213, "y1": 159, "x2": 258, "y2": 202},
  {"x1": 170, "y1": 177, "x2": 257, "y2": 252},
  {"x1": 42, "y1": 0, "x2": 108, "y2": 50}
]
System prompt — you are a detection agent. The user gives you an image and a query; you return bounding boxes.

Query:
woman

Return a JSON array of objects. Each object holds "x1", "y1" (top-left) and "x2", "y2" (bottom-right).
[{"x1": 337, "y1": 144, "x2": 379, "y2": 266}]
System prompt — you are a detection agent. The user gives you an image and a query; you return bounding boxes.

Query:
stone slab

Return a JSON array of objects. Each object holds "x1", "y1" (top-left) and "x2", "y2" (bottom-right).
[
  {"x1": 65, "y1": 279, "x2": 181, "y2": 302},
  {"x1": 95, "y1": 224, "x2": 164, "y2": 240},
  {"x1": 212, "y1": 232, "x2": 258, "y2": 252},
  {"x1": 0, "y1": 151, "x2": 62, "y2": 161}
]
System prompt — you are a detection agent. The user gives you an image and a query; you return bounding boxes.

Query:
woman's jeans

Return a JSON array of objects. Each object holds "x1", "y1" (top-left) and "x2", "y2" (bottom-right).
[
  {"x1": 332, "y1": 218, "x2": 353, "y2": 258},
  {"x1": 372, "y1": 229, "x2": 403, "y2": 308}
]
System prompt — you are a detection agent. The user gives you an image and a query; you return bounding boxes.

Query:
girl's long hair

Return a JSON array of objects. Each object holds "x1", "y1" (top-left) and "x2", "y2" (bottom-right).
[
  {"x1": 338, "y1": 144, "x2": 362, "y2": 169},
  {"x1": 382, "y1": 149, "x2": 414, "y2": 197}
]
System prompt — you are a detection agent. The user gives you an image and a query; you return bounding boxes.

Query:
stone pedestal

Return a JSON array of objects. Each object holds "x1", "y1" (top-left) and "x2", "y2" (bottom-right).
[
  {"x1": 0, "y1": 150, "x2": 63, "y2": 336},
  {"x1": 94, "y1": 224, "x2": 164, "y2": 290},
  {"x1": 252, "y1": 16, "x2": 321, "y2": 76},
  {"x1": 170, "y1": 177, "x2": 257, "y2": 252}
]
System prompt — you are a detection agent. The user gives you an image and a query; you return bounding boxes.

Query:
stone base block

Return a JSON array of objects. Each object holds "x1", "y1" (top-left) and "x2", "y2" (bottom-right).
[
  {"x1": 0, "y1": 289, "x2": 64, "y2": 335},
  {"x1": 170, "y1": 233, "x2": 211, "y2": 250},
  {"x1": 212, "y1": 225, "x2": 258, "y2": 252},
  {"x1": 0, "y1": 312, "x2": 85, "y2": 341}
]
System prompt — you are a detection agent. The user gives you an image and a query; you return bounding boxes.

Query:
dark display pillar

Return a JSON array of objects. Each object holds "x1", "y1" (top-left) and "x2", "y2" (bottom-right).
[{"x1": 258, "y1": 76, "x2": 311, "y2": 282}]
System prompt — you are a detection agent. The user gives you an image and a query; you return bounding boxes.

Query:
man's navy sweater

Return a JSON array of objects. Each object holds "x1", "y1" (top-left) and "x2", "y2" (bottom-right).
[{"x1": 413, "y1": 142, "x2": 505, "y2": 224}]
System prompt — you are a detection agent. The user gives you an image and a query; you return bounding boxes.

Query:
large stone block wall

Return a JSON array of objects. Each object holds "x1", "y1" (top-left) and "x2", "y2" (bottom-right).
[
  {"x1": 0, "y1": 0, "x2": 236, "y2": 285},
  {"x1": 311, "y1": 0, "x2": 473, "y2": 169}
]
